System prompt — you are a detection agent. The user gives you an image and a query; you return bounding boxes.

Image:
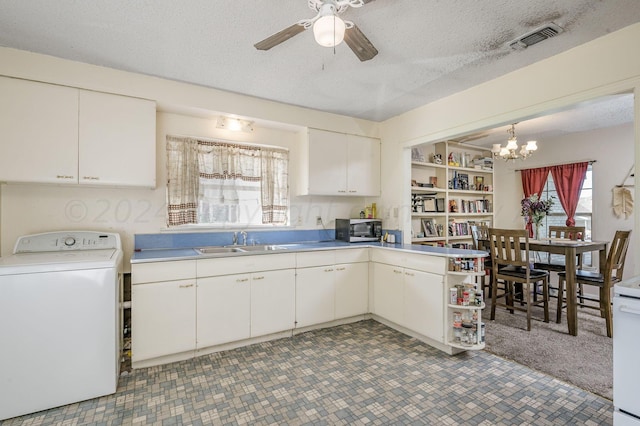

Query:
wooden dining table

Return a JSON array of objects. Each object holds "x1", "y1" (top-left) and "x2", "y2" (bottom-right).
[
  {"x1": 527, "y1": 239, "x2": 607, "y2": 336},
  {"x1": 478, "y1": 237, "x2": 608, "y2": 336}
]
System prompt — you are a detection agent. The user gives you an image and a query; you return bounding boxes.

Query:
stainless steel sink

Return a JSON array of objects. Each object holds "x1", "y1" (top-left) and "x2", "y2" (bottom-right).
[
  {"x1": 196, "y1": 246, "x2": 246, "y2": 254},
  {"x1": 239, "y1": 245, "x2": 288, "y2": 252}
]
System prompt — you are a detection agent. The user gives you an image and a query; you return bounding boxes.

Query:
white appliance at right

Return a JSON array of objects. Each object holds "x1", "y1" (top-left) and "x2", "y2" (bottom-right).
[{"x1": 613, "y1": 275, "x2": 640, "y2": 425}]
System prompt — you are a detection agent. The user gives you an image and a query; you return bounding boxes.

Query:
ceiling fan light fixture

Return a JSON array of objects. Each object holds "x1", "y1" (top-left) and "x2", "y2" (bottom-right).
[{"x1": 313, "y1": 14, "x2": 346, "y2": 47}]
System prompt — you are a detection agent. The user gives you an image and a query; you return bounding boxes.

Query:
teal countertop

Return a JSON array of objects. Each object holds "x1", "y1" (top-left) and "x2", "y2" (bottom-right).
[{"x1": 131, "y1": 241, "x2": 489, "y2": 263}]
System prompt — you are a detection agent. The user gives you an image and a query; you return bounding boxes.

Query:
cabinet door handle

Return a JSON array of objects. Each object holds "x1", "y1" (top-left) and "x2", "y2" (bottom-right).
[
  {"x1": 348, "y1": 190, "x2": 357, "y2": 193},
  {"x1": 253, "y1": 276, "x2": 264, "y2": 280},
  {"x1": 236, "y1": 278, "x2": 249, "y2": 282},
  {"x1": 336, "y1": 267, "x2": 346, "y2": 271},
  {"x1": 56, "y1": 175, "x2": 75, "y2": 179},
  {"x1": 82, "y1": 176, "x2": 100, "y2": 180},
  {"x1": 179, "y1": 283, "x2": 194, "y2": 288},
  {"x1": 325, "y1": 268, "x2": 334, "y2": 272},
  {"x1": 405, "y1": 272, "x2": 415, "y2": 277},
  {"x1": 337, "y1": 190, "x2": 347, "y2": 193},
  {"x1": 393, "y1": 269, "x2": 402, "y2": 274}
]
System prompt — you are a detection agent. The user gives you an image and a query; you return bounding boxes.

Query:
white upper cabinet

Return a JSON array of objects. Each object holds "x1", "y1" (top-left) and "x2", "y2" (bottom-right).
[
  {"x1": 300, "y1": 128, "x2": 381, "y2": 196},
  {"x1": 0, "y1": 76, "x2": 156, "y2": 188},
  {"x1": 79, "y1": 90, "x2": 156, "y2": 187},
  {"x1": 0, "y1": 77, "x2": 79, "y2": 184},
  {"x1": 346, "y1": 134, "x2": 381, "y2": 196}
]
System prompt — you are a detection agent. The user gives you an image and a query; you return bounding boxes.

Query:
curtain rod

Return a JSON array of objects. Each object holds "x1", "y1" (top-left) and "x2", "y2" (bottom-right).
[{"x1": 514, "y1": 159, "x2": 596, "y2": 172}]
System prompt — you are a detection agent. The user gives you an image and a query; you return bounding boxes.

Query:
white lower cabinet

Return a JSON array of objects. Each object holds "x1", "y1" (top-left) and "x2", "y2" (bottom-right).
[
  {"x1": 132, "y1": 279, "x2": 196, "y2": 361},
  {"x1": 132, "y1": 260, "x2": 197, "y2": 363},
  {"x1": 131, "y1": 247, "x2": 481, "y2": 367},
  {"x1": 197, "y1": 274, "x2": 251, "y2": 348},
  {"x1": 403, "y1": 269, "x2": 444, "y2": 342},
  {"x1": 296, "y1": 266, "x2": 336, "y2": 328},
  {"x1": 250, "y1": 269, "x2": 296, "y2": 337},
  {"x1": 295, "y1": 249, "x2": 369, "y2": 328},
  {"x1": 372, "y1": 262, "x2": 404, "y2": 325},
  {"x1": 335, "y1": 262, "x2": 369, "y2": 318},
  {"x1": 371, "y1": 248, "x2": 446, "y2": 345}
]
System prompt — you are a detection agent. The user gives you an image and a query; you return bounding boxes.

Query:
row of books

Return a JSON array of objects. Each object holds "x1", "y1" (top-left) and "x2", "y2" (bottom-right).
[
  {"x1": 456, "y1": 199, "x2": 492, "y2": 213},
  {"x1": 449, "y1": 220, "x2": 491, "y2": 237}
]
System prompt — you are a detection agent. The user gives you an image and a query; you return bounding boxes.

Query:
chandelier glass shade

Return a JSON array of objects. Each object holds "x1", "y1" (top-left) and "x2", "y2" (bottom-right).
[
  {"x1": 491, "y1": 123, "x2": 538, "y2": 161},
  {"x1": 313, "y1": 14, "x2": 346, "y2": 47}
]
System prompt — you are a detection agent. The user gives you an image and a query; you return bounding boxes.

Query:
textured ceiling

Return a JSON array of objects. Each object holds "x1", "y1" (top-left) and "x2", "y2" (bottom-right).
[{"x1": 0, "y1": 0, "x2": 639, "y2": 123}]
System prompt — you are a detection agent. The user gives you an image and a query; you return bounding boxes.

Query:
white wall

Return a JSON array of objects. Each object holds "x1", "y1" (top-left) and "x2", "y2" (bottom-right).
[
  {"x1": 0, "y1": 47, "x2": 383, "y2": 267},
  {"x1": 493, "y1": 122, "x2": 635, "y2": 276},
  {"x1": 0, "y1": 112, "x2": 371, "y2": 268},
  {"x1": 379, "y1": 23, "x2": 640, "y2": 274}
]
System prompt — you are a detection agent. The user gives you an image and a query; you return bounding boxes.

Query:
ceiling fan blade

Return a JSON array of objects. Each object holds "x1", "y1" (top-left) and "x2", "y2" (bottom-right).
[
  {"x1": 254, "y1": 24, "x2": 306, "y2": 51},
  {"x1": 344, "y1": 24, "x2": 378, "y2": 61}
]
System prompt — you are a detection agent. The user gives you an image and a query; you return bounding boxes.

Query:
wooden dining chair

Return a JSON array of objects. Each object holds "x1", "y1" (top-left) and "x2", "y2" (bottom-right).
[
  {"x1": 557, "y1": 230, "x2": 631, "y2": 337},
  {"x1": 488, "y1": 228, "x2": 550, "y2": 331},
  {"x1": 470, "y1": 224, "x2": 491, "y2": 297},
  {"x1": 533, "y1": 225, "x2": 586, "y2": 304}
]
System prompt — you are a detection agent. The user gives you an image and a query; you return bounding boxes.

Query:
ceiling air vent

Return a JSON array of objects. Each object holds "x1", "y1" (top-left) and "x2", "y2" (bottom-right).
[{"x1": 509, "y1": 23, "x2": 564, "y2": 50}]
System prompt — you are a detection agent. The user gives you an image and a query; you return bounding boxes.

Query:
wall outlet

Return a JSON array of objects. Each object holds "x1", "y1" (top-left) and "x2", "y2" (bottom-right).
[{"x1": 316, "y1": 216, "x2": 322, "y2": 225}]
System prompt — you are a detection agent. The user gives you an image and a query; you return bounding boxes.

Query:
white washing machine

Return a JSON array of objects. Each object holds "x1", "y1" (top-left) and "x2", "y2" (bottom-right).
[{"x1": 0, "y1": 231, "x2": 123, "y2": 421}]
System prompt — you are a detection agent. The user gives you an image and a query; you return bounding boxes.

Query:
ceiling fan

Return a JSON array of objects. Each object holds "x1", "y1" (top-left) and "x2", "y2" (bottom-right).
[{"x1": 254, "y1": 0, "x2": 378, "y2": 62}]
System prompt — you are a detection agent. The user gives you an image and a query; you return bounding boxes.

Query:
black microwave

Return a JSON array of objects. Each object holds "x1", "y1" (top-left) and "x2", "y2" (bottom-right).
[{"x1": 335, "y1": 219, "x2": 382, "y2": 242}]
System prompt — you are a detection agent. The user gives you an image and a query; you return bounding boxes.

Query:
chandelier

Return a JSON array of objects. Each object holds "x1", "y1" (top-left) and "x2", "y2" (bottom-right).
[{"x1": 491, "y1": 123, "x2": 538, "y2": 161}]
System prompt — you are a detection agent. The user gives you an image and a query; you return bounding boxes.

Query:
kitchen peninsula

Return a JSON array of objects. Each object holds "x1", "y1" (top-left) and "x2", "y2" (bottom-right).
[{"x1": 131, "y1": 232, "x2": 487, "y2": 369}]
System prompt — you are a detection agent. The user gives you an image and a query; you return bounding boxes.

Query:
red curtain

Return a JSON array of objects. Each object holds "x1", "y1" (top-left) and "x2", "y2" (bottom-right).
[
  {"x1": 521, "y1": 166, "x2": 550, "y2": 237},
  {"x1": 550, "y1": 162, "x2": 589, "y2": 226}
]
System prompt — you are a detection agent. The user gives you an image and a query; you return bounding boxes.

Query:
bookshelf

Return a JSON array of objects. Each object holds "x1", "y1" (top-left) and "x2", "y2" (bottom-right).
[{"x1": 410, "y1": 141, "x2": 494, "y2": 246}]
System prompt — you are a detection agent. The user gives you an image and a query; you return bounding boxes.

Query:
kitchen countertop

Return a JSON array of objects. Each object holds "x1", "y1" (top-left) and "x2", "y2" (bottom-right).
[{"x1": 131, "y1": 240, "x2": 489, "y2": 263}]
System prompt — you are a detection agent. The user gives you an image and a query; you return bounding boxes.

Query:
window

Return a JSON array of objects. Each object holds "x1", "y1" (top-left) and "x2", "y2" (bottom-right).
[
  {"x1": 540, "y1": 164, "x2": 593, "y2": 264},
  {"x1": 166, "y1": 135, "x2": 289, "y2": 227}
]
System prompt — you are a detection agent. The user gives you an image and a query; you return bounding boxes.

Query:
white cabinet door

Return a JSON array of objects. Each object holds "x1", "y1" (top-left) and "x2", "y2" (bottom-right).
[
  {"x1": 0, "y1": 77, "x2": 78, "y2": 184},
  {"x1": 307, "y1": 129, "x2": 348, "y2": 195},
  {"x1": 79, "y1": 90, "x2": 156, "y2": 188},
  {"x1": 404, "y1": 269, "x2": 444, "y2": 342},
  {"x1": 346, "y1": 134, "x2": 381, "y2": 196},
  {"x1": 296, "y1": 266, "x2": 336, "y2": 328},
  {"x1": 132, "y1": 280, "x2": 196, "y2": 362},
  {"x1": 335, "y1": 262, "x2": 368, "y2": 319},
  {"x1": 251, "y1": 269, "x2": 295, "y2": 337},
  {"x1": 303, "y1": 129, "x2": 381, "y2": 196},
  {"x1": 372, "y1": 262, "x2": 404, "y2": 325},
  {"x1": 197, "y1": 274, "x2": 251, "y2": 348}
]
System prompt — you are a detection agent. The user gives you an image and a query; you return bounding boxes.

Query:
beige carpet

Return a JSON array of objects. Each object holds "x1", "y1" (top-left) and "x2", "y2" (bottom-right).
[{"x1": 483, "y1": 303, "x2": 612, "y2": 400}]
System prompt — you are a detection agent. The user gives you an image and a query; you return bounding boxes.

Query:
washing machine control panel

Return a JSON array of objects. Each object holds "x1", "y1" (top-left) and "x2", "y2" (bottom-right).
[{"x1": 14, "y1": 231, "x2": 122, "y2": 253}]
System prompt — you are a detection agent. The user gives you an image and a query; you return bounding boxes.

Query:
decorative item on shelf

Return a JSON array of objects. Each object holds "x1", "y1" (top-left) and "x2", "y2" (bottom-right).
[
  {"x1": 520, "y1": 194, "x2": 554, "y2": 239},
  {"x1": 432, "y1": 153, "x2": 443, "y2": 165},
  {"x1": 411, "y1": 147, "x2": 425, "y2": 162},
  {"x1": 429, "y1": 176, "x2": 438, "y2": 186},
  {"x1": 422, "y1": 218, "x2": 437, "y2": 237},
  {"x1": 491, "y1": 123, "x2": 538, "y2": 161},
  {"x1": 474, "y1": 176, "x2": 484, "y2": 191}
]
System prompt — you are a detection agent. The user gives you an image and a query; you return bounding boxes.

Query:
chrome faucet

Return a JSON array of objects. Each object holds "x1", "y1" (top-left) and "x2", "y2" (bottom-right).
[{"x1": 240, "y1": 231, "x2": 248, "y2": 246}]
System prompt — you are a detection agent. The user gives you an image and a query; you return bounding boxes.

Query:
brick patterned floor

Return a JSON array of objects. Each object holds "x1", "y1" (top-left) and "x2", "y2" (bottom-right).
[{"x1": 3, "y1": 320, "x2": 612, "y2": 425}]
